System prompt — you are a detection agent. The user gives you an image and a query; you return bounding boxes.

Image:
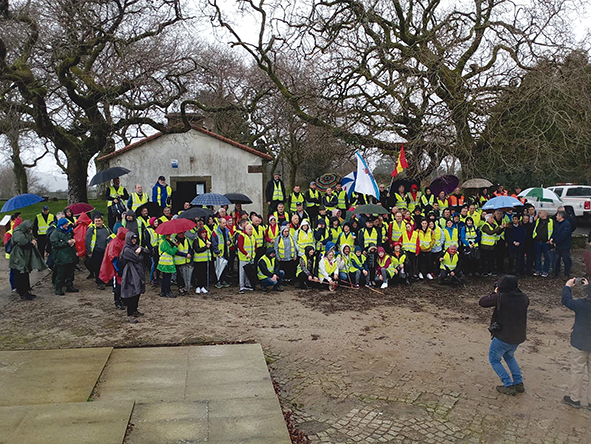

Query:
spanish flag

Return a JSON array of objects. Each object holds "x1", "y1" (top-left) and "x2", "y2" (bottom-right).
[{"x1": 391, "y1": 143, "x2": 408, "y2": 177}]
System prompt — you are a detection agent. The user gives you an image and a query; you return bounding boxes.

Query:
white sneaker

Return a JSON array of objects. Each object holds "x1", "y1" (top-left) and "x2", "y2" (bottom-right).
[
  {"x1": 418, "y1": 273, "x2": 424, "y2": 280},
  {"x1": 201, "y1": 287, "x2": 208, "y2": 294},
  {"x1": 380, "y1": 282, "x2": 388, "y2": 289},
  {"x1": 195, "y1": 287, "x2": 201, "y2": 294},
  {"x1": 427, "y1": 273, "x2": 434, "y2": 280}
]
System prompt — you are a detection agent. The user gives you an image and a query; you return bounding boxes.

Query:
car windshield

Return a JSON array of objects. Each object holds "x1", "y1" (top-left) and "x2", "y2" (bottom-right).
[{"x1": 565, "y1": 187, "x2": 591, "y2": 197}]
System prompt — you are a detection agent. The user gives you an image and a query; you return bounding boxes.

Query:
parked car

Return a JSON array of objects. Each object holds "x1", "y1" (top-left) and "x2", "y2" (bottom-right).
[{"x1": 529, "y1": 185, "x2": 591, "y2": 218}]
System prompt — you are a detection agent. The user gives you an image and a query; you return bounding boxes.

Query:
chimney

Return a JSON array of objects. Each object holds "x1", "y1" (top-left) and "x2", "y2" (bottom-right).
[{"x1": 166, "y1": 113, "x2": 205, "y2": 129}]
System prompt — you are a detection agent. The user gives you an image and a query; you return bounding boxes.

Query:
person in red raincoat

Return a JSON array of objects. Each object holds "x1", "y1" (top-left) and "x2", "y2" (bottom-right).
[{"x1": 99, "y1": 227, "x2": 129, "y2": 310}]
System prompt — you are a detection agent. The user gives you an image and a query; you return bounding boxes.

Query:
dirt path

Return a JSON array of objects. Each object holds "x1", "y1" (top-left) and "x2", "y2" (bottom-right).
[{"x1": 1, "y1": 257, "x2": 590, "y2": 443}]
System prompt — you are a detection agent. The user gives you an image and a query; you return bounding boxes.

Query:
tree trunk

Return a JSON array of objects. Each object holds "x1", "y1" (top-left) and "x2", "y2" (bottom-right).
[
  {"x1": 8, "y1": 132, "x2": 29, "y2": 194},
  {"x1": 66, "y1": 151, "x2": 89, "y2": 203}
]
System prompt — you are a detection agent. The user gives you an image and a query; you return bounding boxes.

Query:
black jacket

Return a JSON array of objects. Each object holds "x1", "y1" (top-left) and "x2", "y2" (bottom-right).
[
  {"x1": 265, "y1": 179, "x2": 286, "y2": 203},
  {"x1": 479, "y1": 276, "x2": 529, "y2": 344},
  {"x1": 562, "y1": 286, "x2": 591, "y2": 351}
]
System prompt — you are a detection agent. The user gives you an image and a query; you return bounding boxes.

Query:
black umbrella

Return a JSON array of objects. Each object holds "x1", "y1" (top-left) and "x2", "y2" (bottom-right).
[
  {"x1": 89, "y1": 167, "x2": 131, "y2": 186},
  {"x1": 179, "y1": 207, "x2": 214, "y2": 220},
  {"x1": 224, "y1": 193, "x2": 253, "y2": 204},
  {"x1": 134, "y1": 202, "x2": 162, "y2": 217},
  {"x1": 390, "y1": 178, "x2": 419, "y2": 194}
]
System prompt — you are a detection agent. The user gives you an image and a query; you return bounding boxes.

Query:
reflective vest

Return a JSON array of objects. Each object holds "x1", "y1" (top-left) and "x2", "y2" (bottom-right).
[
  {"x1": 159, "y1": 241, "x2": 175, "y2": 267},
  {"x1": 307, "y1": 189, "x2": 320, "y2": 207},
  {"x1": 156, "y1": 185, "x2": 173, "y2": 207},
  {"x1": 330, "y1": 226, "x2": 342, "y2": 244},
  {"x1": 297, "y1": 229, "x2": 314, "y2": 251},
  {"x1": 448, "y1": 195, "x2": 465, "y2": 207},
  {"x1": 432, "y1": 226, "x2": 444, "y2": 249},
  {"x1": 481, "y1": 222, "x2": 497, "y2": 246},
  {"x1": 159, "y1": 215, "x2": 172, "y2": 224},
  {"x1": 322, "y1": 257, "x2": 338, "y2": 275},
  {"x1": 437, "y1": 198, "x2": 449, "y2": 210},
  {"x1": 272, "y1": 181, "x2": 284, "y2": 201},
  {"x1": 377, "y1": 255, "x2": 392, "y2": 276},
  {"x1": 276, "y1": 235, "x2": 293, "y2": 260},
  {"x1": 146, "y1": 227, "x2": 158, "y2": 247},
  {"x1": 36, "y1": 214, "x2": 54, "y2": 235},
  {"x1": 421, "y1": 194, "x2": 435, "y2": 208},
  {"x1": 391, "y1": 252, "x2": 406, "y2": 268},
  {"x1": 418, "y1": 229, "x2": 433, "y2": 251},
  {"x1": 315, "y1": 228, "x2": 330, "y2": 250},
  {"x1": 323, "y1": 194, "x2": 337, "y2": 211},
  {"x1": 464, "y1": 225, "x2": 479, "y2": 247},
  {"x1": 440, "y1": 251, "x2": 459, "y2": 270},
  {"x1": 252, "y1": 224, "x2": 264, "y2": 248},
  {"x1": 215, "y1": 228, "x2": 227, "y2": 257},
  {"x1": 533, "y1": 218, "x2": 553, "y2": 240},
  {"x1": 336, "y1": 190, "x2": 347, "y2": 209},
  {"x1": 289, "y1": 192, "x2": 305, "y2": 213},
  {"x1": 265, "y1": 224, "x2": 280, "y2": 247},
  {"x1": 394, "y1": 193, "x2": 407, "y2": 209},
  {"x1": 402, "y1": 230, "x2": 418, "y2": 253},
  {"x1": 108, "y1": 186, "x2": 125, "y2": 207},
  {"x1": 443, "y1": 227, "x2": 459, "y2": 249},
  {"x1": 193, "y1": 237, "x2": 211, "y2": 262},
  {"x1": 257, "y1": 255, "x2": 277, "y2": 280},
  {"x1": 338, "y1": 232, "x2": 355, "y2": 248},
  {"x1": 439, "y1": 218, "x2": 450, "y2": 229},
  {"x1": 406, "y1": 192, "x2": 421, "y2": 212},
  {"x1": 130, "y1": 192, "x2": 148, "y2": 211},
  {"x1": 174, "y1": 238, "x2": 190, "y2": 265},
  {"x1": 361, "y1": 227, "x2": 378, "y2": 248},
  {"x1": 390, "y1": 220, "x2": 405, "y2": 243},
  {"x1": 89, "y1": 225, "x2": 115, "y2": 252},
  {"x1": 350, "y1": 253, "x2": 366, "y2": 271},
  {"x1": 468, "y1": 211, "x2": 482, "y2": 227},
  {"x1": 273, "y1": 211, "x2": 289, "y2": 225},
  {"x1": 237, "y1": 233, "x2": 256, "y2": 262}
]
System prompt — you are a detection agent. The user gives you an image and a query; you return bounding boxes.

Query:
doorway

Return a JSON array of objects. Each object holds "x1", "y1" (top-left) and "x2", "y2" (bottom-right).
[{"x1": 173, "y1": 180, "x2": 207, "y2": 213}]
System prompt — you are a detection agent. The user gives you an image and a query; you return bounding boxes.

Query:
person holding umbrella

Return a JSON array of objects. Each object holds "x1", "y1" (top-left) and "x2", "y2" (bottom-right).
[
  {"x1": 9, "y1": 220, "x2": 47, "y2": 300},
  {"x1": 106, "y1": 177, "x2": 129, "y2": 229},
  {"x1": 50, "y1": 219, "x2": 79, "y2": 296},
  {"x1": 32, "y1": 205, "x2": 54, "y2": 257}
]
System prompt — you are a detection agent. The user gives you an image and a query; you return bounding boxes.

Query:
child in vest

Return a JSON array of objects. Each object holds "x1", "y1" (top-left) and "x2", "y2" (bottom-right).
[
  {"x1": 439, "y1": 244, "x2": 463, "y2": 285},
  {"x1": 349, "y1": 246, "x2": 368, "y2": 287},
  {"x1": 375, "y1": 246, "x2": 393, "y2": 289},
  {"x1": 402, "y1": 222, "x2": 420, "y2": 279},
  {"x1": 391, "y1": 243, "x2": 409, "y2": 285},
  {"x1": 319, "y1": 243, "x2": 339, "y2": 291},
  {"x1": 417, "y1": 219, "x2": 435, "y2": 280},
  {"x1": 193, "y1": 227, "x2": 211, "y2": 294}
]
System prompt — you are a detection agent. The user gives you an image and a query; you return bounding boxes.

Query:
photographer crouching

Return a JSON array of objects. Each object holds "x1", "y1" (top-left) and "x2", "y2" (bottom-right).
[
  {"x1": 561, "y1": 277, "x2": 591, "y2": 410},
  {"x1": 479, "y1": 275, "x2": 530, "y2": 396}
]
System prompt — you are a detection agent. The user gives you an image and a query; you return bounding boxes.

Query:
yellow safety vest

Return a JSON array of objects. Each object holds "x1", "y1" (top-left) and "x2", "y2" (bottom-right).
[
  {"x1": 257, "y1": 255, "x2": 277, "y2": 280},
  {"x1": 440, "y1": 252, "x2": 459, "y2": 270},
  {"x1": 252, "y1": 224, "x2": 264, "y2": 248},
  {"x1": 390, "y1": 220, "x2": 405, "y2": 243},
  {"x1": 463, "y1": 225, "x2": 479, "y2": 247},
  {"x1": 89, "y1": 225, "x2": 115, "y2": 252},
  {"x1": 437, "y1": 198, "x2": 449, "y2": 210},
  {"x1": 421, "y1": 194, "x2": 435, "y2": 207},
  {"x1": 36, "y1": 213, "x2": 54, "y2": 235},
  {"x1": 265, "y1": 225, "x2": 280, "y2": 247},
  {"x1": 394, "y1": 193, "x2": 407, "y2": 209},
  {"x1": 307, "y1": 189, "x2": 320, "y2": 207},
  {"x1": 330, "y1": 226, "x2": 342, "y2": 244},
  {"x1": 338, "y1": 232, "x2": 355, "y2": 248},
  {"x1": 237, "y1": 233, "x2": 256, "y2": 262},
  {"x1": 272, "y1": 181, "x2": 284, "y2": 201},
  {"x1": 418, "y1": 229, "x2": 433, "y2": 251},
  {"x1": 323, "y1": 257, "x2": 338, "y2": 275},
  {"x1": 193, "y1": 237, "x2": 211, "y2": 262},
  {"x1": 130, "y1": 192, "x2": 148, "y2": 211},
  {"x1": 533, "y1": 218, "x2": 554, "y2": 239},
  {"x1": 174, "y1": 238, "x2": 190, "y2": 265},
  {"x1": 443, "y1": 228, "x2": 458, "y2": 249},
  {"x1": 297, "y1": 229, "x2": 314, "y2": 251},
  {"x1": 146, "y1": 227, "x2": 158, "y2": 247},
  {"x1": 432, "y1": 226, "x2": 444, "y2": 249},
  {"x1": 289, "y1": 193, "x2": 305, "y2": 213},
  {"x1": 391, "y1": 253, "x2": 406, "y2": 268},
  {"x1": 315, "y1": 228, "x2": 329, "y2": 250},
  {"x1": 158, "y1": 241, "x2": 175, "y2": 267},
  {"x1": 336, "y1": 190, "x2": 347, "y2": 209},
  {"x1": 406, "y1": 192, "x2": 421, "y2": 212},
  {"x1": 402, "y1": 230, "x2": 418, "y2": 253},
  {"x1": 297, "y1": 254, "x2": 310, "y2": 276},
  {"x1": 122, "y1": 218, "x2": 144, "y2": 245},
  {"x1": 362, "y1": 227, "x2": 378, "y2": 248},
  {"x1": 107, "y1": 186, "x2": 125, "y2": 207},
  {"x1": 480, "y1": 222, "x2": 497, "y2": 247},
  {"x1": 156, "y1": 185, "x2": 173, "y2": 207}
]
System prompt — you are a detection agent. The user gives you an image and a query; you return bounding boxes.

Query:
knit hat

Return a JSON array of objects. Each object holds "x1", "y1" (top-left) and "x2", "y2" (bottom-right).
[
  {"x1": 57, "y1": 218, "x2": 70, "y2": 229},
  {"x1": 325, "y1": 241, "x2": 336, "y2": 253},
  {"x1": 269, "y1": 215, "x2": 276, "y2": 222},
  {"x1": 149, "y1": 217, "x2": 157, "y2": 227},
  {"x1": 377, "y1": 246, "x2": 385, "y2": 254}
]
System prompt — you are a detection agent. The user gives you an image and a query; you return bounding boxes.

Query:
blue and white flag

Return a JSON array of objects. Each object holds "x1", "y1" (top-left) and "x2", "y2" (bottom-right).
[
  {"x1": 341, "y1": 171, "x2": 356, "y2": 198},
  {"x1": 354, "y1": 151, "x2": 380, "y2": 199}
]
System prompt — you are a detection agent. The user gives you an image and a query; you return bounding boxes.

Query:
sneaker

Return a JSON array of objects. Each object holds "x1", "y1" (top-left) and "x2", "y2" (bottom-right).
[
  {"x1": 418, "y1": 273, "x2": 424, "y2": 280},
  {"x1": 238, "y1": 289, "x2": 245, "y2": 294},
  {"x1": 496, "y1": 385, "x2": 516, "y2": 396},
  {"x1": 201, "y1": 288, "x2": 209, "y2": 294},
  {"x1": 380, "y1": 282, "x2": 388, "y2": 289},
  {"x1": 65, "y1": 287, "x2": 79, "y2": 293},
  {"x1": 533, "y1": 272, "x2": 540, "y2": 276},
  {"x1": 514, "y1": 383, "x2": 525, "y2": 393},
  {"x1": 127, "y1": 316, "x2": 139, "y2": 324},
  {"x1": 427, "y1": 273, "x2": 434, "y2": 280},
  {"x1": 195, "y1": 287, "x2": 202, "y2": 294},
  {"x1": 215, "y1": 283, "x2": 223, "y2": 289},
  {"x1": 222, "y1": 282, "x2": 230, "y2": 288},
  {"x1": 563, "y1": 395, "x2": 582, "y2": 409},
  {"x1": 541, "y1": 272, "x2": 548, "y2": 278},
  {"x1": 245, "y1": 286, "x2": 254, "y2": 291}
]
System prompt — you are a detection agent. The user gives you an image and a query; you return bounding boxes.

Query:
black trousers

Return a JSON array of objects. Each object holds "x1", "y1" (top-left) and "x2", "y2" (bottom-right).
[
  {"x1": 307, "y1": 207, "x2": 319, "y2": 227},
  {"x1": 482, "y1": 248, "x2": 495, "y2": 274},
  {"x1": 54, "y1": 262, "x2": 75, "y2": 291},
  {"x1": 123, "y1": 295, "x2": 140, "y2": 316},
  {"x1": 88, "y1": 250, "x2": 106, "y2": 284},
  {"x1": 418, "y1": 251, "x2": 432, "y2": 275},
  {"x1": 36, "y1": 235, "x2": 48, "y2": 257},
  {"x1": 495, "y1": 241, "x2": 506, "y2": 273},
  {"x1": 194, "y1": 261, "x2": 208, "y2": 288},
  {"x1": 14, "y1": 270, "x2": 31, "y2": 297},
  {"x1": 279, "y1": 260, "x2": 296, "y2": 280}
]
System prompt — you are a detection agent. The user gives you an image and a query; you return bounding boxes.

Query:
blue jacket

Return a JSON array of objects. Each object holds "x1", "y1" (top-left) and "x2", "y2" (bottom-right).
[
  {"x1": 562, "y1": 286, "x2": 591, "y2": 351},
  {"x1": 552, "y1": 219, "x2": 572, "y2": 249},
  {"x1": 460, "y1": 225, "x2": 480, "y2": 247},
  {"x1": 506, "y1": 224, "x2": 526, "y2": 251}
]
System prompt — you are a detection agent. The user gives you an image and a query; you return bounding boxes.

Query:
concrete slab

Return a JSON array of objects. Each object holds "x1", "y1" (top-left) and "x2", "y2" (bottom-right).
[
  {"x1": 0, "y1": 405, "x2": 30, "y2": 444},
  {"x1": 5, "y1": 401, "x2": 133, "y2": 444},
  {"x1": 0, "y1": 348, "x2": 112, "y2": 406},
  {"x1": 208, "y1": 413, "x2": 292, "y2": 443}
]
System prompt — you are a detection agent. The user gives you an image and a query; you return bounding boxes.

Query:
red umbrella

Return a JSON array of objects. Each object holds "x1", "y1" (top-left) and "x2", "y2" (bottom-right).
[
  {"x1": 66, "y1": 202, "x2": 95, "y2": 215},
  {"x1": 155, "y1": 218, "x2": 196, "y2": 235}
]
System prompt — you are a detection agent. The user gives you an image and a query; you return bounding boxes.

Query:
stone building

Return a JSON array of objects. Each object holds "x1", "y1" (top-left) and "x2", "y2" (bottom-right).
[{"x1": 96, "y1": 119, "x2": 272, "y2": 214}]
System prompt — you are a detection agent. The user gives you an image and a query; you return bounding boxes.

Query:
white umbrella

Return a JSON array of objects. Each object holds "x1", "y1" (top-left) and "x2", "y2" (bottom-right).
[
  {"x1": 518, "y1": 187, "x2": 562, "y2": 203},
  {"x1": 215, "y1": 257, "x2": 228, "y2": 281}
]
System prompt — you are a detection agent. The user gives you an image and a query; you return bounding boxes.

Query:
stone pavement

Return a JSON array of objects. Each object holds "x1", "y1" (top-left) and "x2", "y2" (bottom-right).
[{"x1": 0, "y1": 344, "x2": 290, "y2": 443}]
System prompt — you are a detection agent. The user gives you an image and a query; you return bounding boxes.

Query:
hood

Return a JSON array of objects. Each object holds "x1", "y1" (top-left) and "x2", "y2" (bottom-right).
[
  {"x1": 281, "y1": 225, "x2": 290, "y2": 235},
  {"x1": 77, "y1": 212, "x2": 92, "y2": 226},
  {"x1": 266, "y1": 247, "x2": 275, "y2": 256},
  {"x1": 300, "y1": 219, "x2": 309, "y2": 229},
  {"x1": 498, "y1": 275, "x2": 519, "y2": 292},
  {"x1": 125, "y1": 210, "x2": 136, "y2": 220},
  {"x1": 354, "y1": 245, "x2": 362, "y2": 254},
  {"x1": 116, "y1": 227, "x2": 129, "y2": 240},
  {"x1": 15, "y1": 220, "x2": 34, "y2": 233},
  {"x1": 332, "y1": 210, "x2": 340, "y2": 218},
  {"x1": 125, "y1": 230, "x2": 138, "y2": 246},
  {"x1": 57, "y1": 218, "x2": 71, "y2": 231},
  {"x1": 325, "y1": 241, "x2": 336, "y2": 253},
  {"x1": 340, "y1": 244, "x2": 351, "y2": 255}
]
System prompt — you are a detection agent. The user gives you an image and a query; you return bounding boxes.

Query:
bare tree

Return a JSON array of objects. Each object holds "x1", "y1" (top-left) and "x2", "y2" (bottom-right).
[{"x1": 0, "y1": 0, "x2": 198, "y2": 203}]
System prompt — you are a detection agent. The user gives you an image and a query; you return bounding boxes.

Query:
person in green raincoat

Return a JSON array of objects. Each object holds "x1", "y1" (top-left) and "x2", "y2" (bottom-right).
[
  {"x1": 9, "y1": 220, "x2": 47, "y2": 301},
  {"x1": 157, "y1": 234, "x2": 178, "y2": 298}
]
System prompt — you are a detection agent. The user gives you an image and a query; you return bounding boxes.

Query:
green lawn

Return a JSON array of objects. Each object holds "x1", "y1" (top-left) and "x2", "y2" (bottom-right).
[{"x1": 1, "y1": 199, "x2": 108, "y2": 223}]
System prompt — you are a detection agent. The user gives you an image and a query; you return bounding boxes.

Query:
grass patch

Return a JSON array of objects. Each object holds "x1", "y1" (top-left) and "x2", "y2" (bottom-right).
[{"x1": 1, "y1": 199, "x2": 108, "y2": 222}]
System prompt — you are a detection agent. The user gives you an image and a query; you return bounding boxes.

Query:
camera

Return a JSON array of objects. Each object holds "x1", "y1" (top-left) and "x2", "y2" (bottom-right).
[
  {"x1": 493, "y1": 281, "x2": 498, "y2": 290},
  {"x1": 574, "y1": 277, "x2": 585, "y2": 286},
  {"x1": 488, "y1": 321, "x2": 501, "y2": 334}
]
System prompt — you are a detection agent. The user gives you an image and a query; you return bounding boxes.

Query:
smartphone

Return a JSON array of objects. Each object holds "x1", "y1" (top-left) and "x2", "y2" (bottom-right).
[{"x1": 574, "y1": 277, "x2": 586, "y2": 285}]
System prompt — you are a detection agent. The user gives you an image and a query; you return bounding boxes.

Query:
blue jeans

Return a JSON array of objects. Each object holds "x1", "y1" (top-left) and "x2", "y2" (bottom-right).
[
  {"x1": 260, "y1": 270, "x2": 284, "y2": 289},
  {"x1": 554, "y1": 248, "x2": 572, "y2": 277},
  {"x1": 489, "y1": 337, "x2": 522, "y2": 387},
  {"x1": 534, "y1": 242, "x2": 551, "y2": 274}
]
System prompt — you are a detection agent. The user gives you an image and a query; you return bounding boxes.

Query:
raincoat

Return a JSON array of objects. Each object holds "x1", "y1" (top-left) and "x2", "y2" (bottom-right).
[
  {"x1": 119, "y1": 231, "x2": 148, "y2": 299},
  {"x1": 73, "y1": 212, "x2": 92, "y2": 257},
  {"x1": 99, "y1": 227, "x2": 129, "y2": 284},
  {"x1": 8, "y1": 220, "x2": 47, "y2": 273}
]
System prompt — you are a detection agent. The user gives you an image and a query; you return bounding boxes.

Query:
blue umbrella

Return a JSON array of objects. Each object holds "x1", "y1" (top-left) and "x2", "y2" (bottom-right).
[
  {"x1": 1, "y1": 194, "x2": 45, "y2": 212},
  {"x1": 482, "y1": 196, "x2": 523, "y2": 210},
  {"x1": 191, "y1": 193, "x2": 231, "y2": 206}
]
